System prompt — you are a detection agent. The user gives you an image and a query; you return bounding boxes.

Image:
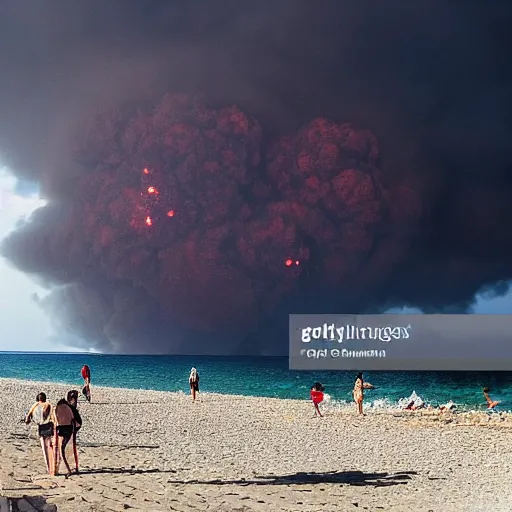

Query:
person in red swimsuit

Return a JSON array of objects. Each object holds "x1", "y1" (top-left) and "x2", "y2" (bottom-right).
[
  {"x1": 81, "y1": 365, "x2": 91, "y2": 402},
  {"x1": 310, "y1": 382, "x2": 325, "y2": 417}
]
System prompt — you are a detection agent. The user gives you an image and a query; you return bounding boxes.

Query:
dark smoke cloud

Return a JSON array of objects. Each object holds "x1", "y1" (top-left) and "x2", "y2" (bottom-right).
[{"x1": 1, "y1": 1, "x2": 512, "y2": 354}]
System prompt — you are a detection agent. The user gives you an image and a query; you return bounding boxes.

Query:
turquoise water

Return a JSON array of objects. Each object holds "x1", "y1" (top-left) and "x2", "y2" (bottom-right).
[{"x1": 1, "y1": 352, "x2": 511, "y2": 411}]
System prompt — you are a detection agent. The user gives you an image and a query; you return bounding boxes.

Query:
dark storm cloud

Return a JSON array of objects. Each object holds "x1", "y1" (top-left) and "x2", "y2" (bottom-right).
[{"x1": 0, "y1": 0, "x2": 512, "y2": 354}]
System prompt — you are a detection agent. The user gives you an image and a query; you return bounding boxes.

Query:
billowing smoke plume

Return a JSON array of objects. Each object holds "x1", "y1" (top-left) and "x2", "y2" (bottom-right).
[{"x1": 1, "y1": 1, "x2": 512, "y2": 354}]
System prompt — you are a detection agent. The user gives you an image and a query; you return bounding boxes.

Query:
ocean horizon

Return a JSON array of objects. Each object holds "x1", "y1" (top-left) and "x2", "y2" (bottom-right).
[{"x1": 1, "y1": 352, "x2": 511, "y2": 411}]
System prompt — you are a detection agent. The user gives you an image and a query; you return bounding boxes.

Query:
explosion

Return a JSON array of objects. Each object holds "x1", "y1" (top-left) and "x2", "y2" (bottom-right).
[
  {"x1": 1, "y1": 2, "x2": 511, "y2": 355},
  {"x1": 0, "y1": 93, "x2": 453, "y2": 353}
]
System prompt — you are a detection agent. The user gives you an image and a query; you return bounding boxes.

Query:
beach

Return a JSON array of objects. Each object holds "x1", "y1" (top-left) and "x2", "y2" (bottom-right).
[{"x1": 1, "y1": 378, "x2": 512, "y2": 512}]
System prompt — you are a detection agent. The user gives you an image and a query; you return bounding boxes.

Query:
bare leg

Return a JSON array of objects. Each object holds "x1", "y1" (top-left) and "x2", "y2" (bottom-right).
[
  {"x1": 313, "y1": 403, "x2": 323, "y2": 417},
  {"x1": 192, "y1": 388, "x2": 196, "y2": 401},
  {"x1": 52, "y1": 431, "x2": 59, "y2": 476},
  {"x1": 60, "y1": 436, "x2": 72, "y2": 476},
  {"x1": 46, "y1": 437, "x2": 55, "y2": 475},
  {"x1": 40, "y1": 437, "x2": 50, "y2": 473},
  {"x1": 72, "y1": 431, "x2": 79, "y2": 473}
]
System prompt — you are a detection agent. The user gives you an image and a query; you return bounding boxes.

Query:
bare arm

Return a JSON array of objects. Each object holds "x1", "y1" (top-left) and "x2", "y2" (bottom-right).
[{"x1": 25, "y1": 403, "x2": 37, "y2": 424}]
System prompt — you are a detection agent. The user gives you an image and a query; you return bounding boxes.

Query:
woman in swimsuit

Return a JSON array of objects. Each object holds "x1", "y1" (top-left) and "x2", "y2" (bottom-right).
[
  {"x1": 189, "y1": 367, "x2": 200, "y2": 401},
  {"x1": 25, "y1": 392, "x2": 55, "y2": 475},
  {"x1": 483, "y1": 387, "x2": 500, "y2": 410},
  {"x1": 353, "y1": 372, "x2": 364, "y2": 415},
  {"x1": 52, "y1": 398, "x2": 76, "y2": 477}
]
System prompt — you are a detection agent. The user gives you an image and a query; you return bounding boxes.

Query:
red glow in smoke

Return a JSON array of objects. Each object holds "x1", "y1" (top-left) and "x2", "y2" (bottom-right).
[{"x1": 61, "y1": 94, "x2": 415, "y2": 339}]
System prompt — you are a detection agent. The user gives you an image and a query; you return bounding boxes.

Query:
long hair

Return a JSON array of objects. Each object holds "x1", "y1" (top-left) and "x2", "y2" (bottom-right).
[{"x1": 189, "y1": 367, "x2": 198, "y2": 381}]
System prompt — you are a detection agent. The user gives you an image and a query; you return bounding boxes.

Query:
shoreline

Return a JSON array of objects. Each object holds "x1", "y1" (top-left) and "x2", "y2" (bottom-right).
[
  {"x1": 2, "y1": 378, "x2": 512, "y2": 511},
  {"x1": 2, "y1": 376, "x2": 509, "y2": 415}
]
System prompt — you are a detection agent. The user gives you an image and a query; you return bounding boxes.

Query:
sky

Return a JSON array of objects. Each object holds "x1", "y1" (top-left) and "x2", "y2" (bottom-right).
[
  {"x1": 0, "y1": 159, "x2": 511, "y2": 352},
  {"x1": 0, "y1": 165, "x2": 95, "y2": 352},
  {"x1": 1, "y1": 3, "x2": 512, "y2": 355}
]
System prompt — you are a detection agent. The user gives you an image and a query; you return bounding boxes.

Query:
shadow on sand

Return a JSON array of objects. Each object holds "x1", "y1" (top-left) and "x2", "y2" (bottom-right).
[
  {"x1": 167, "y1": 470, "x2": 418, "y2": 488},
  {"x1": 79, "y1": 442, "x2": 159, "y2": 449},
  {"x1": 77, "y1": 467, "x2": 177, "y2": 476},
  {"x1": 6, "y1": 495, "x2": 57, "y2": 512}
]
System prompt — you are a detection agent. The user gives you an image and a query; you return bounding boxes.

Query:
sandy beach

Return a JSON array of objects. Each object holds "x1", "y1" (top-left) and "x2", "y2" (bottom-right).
[{"x1": 1, "y1": 378, "x2": 512, "y2": 512}]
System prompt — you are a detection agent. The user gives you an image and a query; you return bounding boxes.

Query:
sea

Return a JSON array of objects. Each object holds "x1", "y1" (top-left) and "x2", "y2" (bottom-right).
[{"x1": 1, "y1": 352, "x2": 511, "y2": 412}]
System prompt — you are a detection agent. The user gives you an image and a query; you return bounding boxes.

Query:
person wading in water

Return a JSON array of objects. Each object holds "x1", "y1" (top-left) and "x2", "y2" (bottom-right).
[{"x1": 483, "y1": 387, "x2": 500, "y2": 410}]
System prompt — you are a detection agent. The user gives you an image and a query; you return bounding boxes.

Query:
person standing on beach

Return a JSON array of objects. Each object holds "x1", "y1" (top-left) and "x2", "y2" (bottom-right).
[
  {"x1": 81, "y1": 364, "x2": 91, "y2": 402},
  {"x1": 189, "y1": 367, "x2": 200, "y2": 401},
  {"x1": 66, "y1": 390, "x2": 82, "y2": 473},
  {"x1": 25, "y1": 392, "x2": 55, "y2": 475},
  {"x1": 310, "y1": 382, "x2": 325, "y2": 417},
  {"x1": 353, "y1": 372, "x2": 364, "y2": 415},
  {"x1": 483, "y1": 387, "x2": 500, "y2": 410},
  {"x1": 52, "y1": 398, "x2": 75, "y2": 477}
]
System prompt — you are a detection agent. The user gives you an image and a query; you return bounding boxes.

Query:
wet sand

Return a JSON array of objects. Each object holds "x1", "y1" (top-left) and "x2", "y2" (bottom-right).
[{"x1": 1, "y1": 378, "x2": 512, "y2": 511}]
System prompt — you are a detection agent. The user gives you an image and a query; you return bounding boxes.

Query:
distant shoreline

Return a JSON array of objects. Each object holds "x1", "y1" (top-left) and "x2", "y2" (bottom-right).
[
  {"x1": 0, "y1": 377, "x2": 300, "y2": 404},
  {"x1": 0, "y1": 351, "x2": 289, "y2": 357}
]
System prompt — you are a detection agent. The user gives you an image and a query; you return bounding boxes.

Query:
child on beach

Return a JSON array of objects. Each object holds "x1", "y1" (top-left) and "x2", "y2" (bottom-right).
[
  {"x1": 53, "y1": 398, "x2": 76, "y2": 477},
  {"x1": 189, "y1": 367, "x2": 200, "y2": 401},
  {"x1": 25, "y1": 392, "x2": 55, "y2": 475},
  {"x1": 353, "y1": 372, "x2": 364, "y2": 415},
  {"x1": 483, "y1": 387, "x2": 500, "y2": 410},
  {"x1": 310, "y1": 382, "x2": 325, "y2": 417}
]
